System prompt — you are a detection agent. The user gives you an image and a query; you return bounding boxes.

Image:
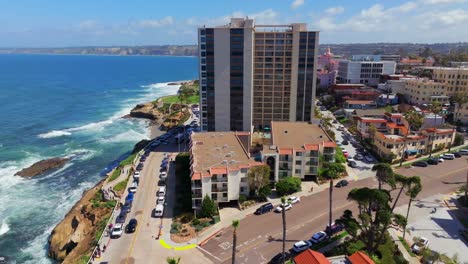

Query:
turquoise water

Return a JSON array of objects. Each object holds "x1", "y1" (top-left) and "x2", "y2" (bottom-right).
[{"x1": 0, "y1": 54, "x2": 197, "y2": 263}]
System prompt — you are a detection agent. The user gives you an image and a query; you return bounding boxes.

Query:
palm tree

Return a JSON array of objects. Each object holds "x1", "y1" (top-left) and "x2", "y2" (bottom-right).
[
  {"x1": 167, "y1": 257, "x2": 181, "y2": 264},
  {"x1": 428, "y1": 101, "x2": 443, "y2": 158},
  {"x1": 452, "y1": 91, "x2": 468, "y2": 125},
  {"x1": 368, "y1": 123, "x2": 377, "y2": 145},
  {"x1": 400, "y1": 110, "x2": 424, "y2": 166},
  {"x1": 231, "y1": 220, "x2": 240, "y2": 264},
  {"x1": 391, "y1": 173, "x2": 410, "y2": 212},
  {"x1": 403, "y1": 176, "x2": 422, "y2": 240},
  {"x1": 326, "y1": 168, "x2": 338, "y2": 237},
  {"x1": 280, "y1": 196, "x2": 287, "y2": 264},
  {"x1": 371, "y1": 163, "x2": 395, "y2": 190}
]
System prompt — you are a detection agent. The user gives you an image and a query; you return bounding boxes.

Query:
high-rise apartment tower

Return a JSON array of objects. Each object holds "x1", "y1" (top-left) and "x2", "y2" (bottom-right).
[{"x1": 198, "y1": 18, "x2": 319, "y2": 131}]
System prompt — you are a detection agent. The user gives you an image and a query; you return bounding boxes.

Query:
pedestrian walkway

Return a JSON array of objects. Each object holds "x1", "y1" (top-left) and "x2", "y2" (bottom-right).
[{"x1": 388, "y1": 229, "x2": 420, "y2": 264}]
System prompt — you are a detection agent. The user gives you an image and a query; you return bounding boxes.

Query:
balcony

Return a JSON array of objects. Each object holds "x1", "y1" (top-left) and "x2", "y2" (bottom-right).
[
  {"x1": 211, "y1": 186, "x2": 228, "y2": 192},
  {"x1": 216, "y1": 196, "x2": 229, "y2": 203},
  {"x1": 279, "y1": 157, "x2": 292, "y2": 162},
  {"x1": 211, "y1": 177, "x2": 228, "y2": 182},
  {"x1": 323, "y1": 147, "x2": 335, "y2": 155},
  {"x1": 192, "y1": 190, "x2": 202, "y2": 198},
  {"x1": 192, "y1": 181, "x2": 202, "y2": 189},
  {"x1": 306, "y1": 158, "x2": 319, "y2": 166}
]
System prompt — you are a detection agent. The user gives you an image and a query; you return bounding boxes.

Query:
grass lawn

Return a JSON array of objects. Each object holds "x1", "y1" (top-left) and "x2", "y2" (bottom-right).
[
  {"x1": 161, "y1": 95, "x2": 199, "y2": 104},
  {"x1": 398, "y1": 236, "x2": 416, "y2": 257},
  {"x1": 113, "y1": 177, "x2": 129, "y2": 192},
  {"x1": 120, "y1": 153, "x2": 137, "y2": 167},
  {"x1": 108, "y1": 167, "x2": 121, "y2": 182}
]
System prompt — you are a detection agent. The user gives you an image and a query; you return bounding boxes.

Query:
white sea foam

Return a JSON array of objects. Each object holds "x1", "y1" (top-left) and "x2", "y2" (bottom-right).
[
  {"x1": 0, "y1": 219, "x2": 9, "y2": 236},
  {"x1": 37, "y1": 130, "x2": 72, "y2": 138},
  {"x1": 100, "y1": 129, "x2": 149, "y2": 143}
]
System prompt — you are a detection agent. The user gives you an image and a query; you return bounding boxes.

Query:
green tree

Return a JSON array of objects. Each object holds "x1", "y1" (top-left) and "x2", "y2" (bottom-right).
[
  {"x1": 372, "y1": 163, "x2": 395, "y2": 190},
  {"x1": 275, "y1": 177, "x2": 301, "y2": 196},
  {"x1": 400, "y1": 110, "x2": 424, "y2": 166},
  {"x1": 247, "y1": 165, "x2": 271, "y2": 197},
  {"x1": 453, "y1": 133, "x2": 464, "y2": 146},
  {"x1": 258, "y1": 185, "x2": 272, "y2": 201},
  {"x1": 231, "y1": 220, "x2": 239, "y2": 264},
  {"x1": 452, "y1": 91, "x2": 468, "y2": 124},
  {"x1": 200, "y1": 195, "x2": 217, "y2": 218},
  {"x1": 281, "y1": 196, "x2": 287, "y2": 264},
  {"x1": 368, "y1": 123, "x2": 377, "y2": 145},
  {"x1": 403, "y1": 176, "x2": 422, "y2": 240},
  {"x1": 428, "y1": 101, "x2": 443, "y2": 158},
  {"x1": 167, "y1": 257, "x2": 181, "y2": 264}
]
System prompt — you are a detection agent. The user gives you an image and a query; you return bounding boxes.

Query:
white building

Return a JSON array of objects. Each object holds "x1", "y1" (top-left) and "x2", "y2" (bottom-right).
[
  {"x1": 421, "y1": 113, "x2": 445, "y2": 129},
  {"x1": 189, "y1": 131, "x2": 262, "y2": 212},
  {"x1": 337, "y1": 60, "x2": 396, "y2": 86}
]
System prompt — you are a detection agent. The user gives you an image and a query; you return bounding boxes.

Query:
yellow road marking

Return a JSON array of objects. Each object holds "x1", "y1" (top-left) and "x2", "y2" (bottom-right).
[{"x1": 159, "y1": 239, "x2": 197, "y2": 251}]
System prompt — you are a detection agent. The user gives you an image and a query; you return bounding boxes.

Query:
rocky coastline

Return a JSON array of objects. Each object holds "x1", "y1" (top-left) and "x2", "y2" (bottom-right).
[{"x1": 15, "y1": 157, "x2": 69, "y2": 178}]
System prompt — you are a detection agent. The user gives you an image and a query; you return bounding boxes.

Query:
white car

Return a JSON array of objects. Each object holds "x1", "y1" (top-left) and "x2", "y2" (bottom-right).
[
  {"x1": 310, "y1": 231, "x2": 328, "y2": 243},
  {"x1": 292, "y1": 240, "x2": 312, "y2": 253},
  {"x1": 157, "y1": 196, "x2": 165, "y2": 205},
  {"x1": 111, "y1": 223, "x2": 124, "y2": 238},
  {"x1": 347, "y1": 157, "x2": 356, "y2": 163},
  {"x1": 128, "y1": 186, "x2": 137, "y2": 193},
  {"x1": 275, "y1": 203, "x2": 292, "y2": 212},
  {"x1": 411, "y1": 237, "x2": 429, "y2": 254},
  {"x1": 133, "y1": 171, "x2": 140, "y2": 179},
  {"x1": 287, "y1": 196, "x2": 300, "y2": 204}
]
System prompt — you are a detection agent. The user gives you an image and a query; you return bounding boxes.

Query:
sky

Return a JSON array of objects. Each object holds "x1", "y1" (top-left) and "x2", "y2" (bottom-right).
[{"x1": 1, "y1": 0, "x2": 468, "y2": 47}]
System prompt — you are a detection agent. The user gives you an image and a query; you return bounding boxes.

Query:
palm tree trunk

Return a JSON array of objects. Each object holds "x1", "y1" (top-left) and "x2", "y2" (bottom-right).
[
  {"x1": 465, "y1": 168, "x2": 468, "y2": 206},
  {"x1": 328, "y1": 179, "x2": 333, "y2": 237},
  {"x1": 399, "y1": 133, "x2": 409, "y2": 166},
  {"x1": 402, "y1": 197, "x2": 413, "y2": 240},
  {"x1": 232, "y1": 230, "x2": 237, "y2": 264},
  {"x1": 391, "y1": 187, "x2": 405, "y2": 212},
  {"x1": 282, "y1": 209, "x2": 286, "y2": 264}
]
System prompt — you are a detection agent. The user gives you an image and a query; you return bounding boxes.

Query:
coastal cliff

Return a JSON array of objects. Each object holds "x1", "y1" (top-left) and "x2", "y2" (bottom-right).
[{"x1": 48, "y1": 180, "x2": 113, "y2": 263}]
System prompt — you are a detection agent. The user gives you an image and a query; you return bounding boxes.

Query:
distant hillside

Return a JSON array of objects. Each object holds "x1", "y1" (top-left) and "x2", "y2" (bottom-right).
[
  {"x1": 318, "y1": 43, "x2": 468, "y2": 58},
  {"x1": 1, "y1": 43, "x2": 467, "y2": 58},
  {"x1": 0, "y1": 45, "x2": 198, "y2": 56}
]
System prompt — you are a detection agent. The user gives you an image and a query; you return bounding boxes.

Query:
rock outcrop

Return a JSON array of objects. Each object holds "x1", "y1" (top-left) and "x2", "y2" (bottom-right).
[
  {"x1": 15, "y1": 157, "x2": 69, "y2": 178},
  {"x1": 131, "y1": 139, "x2": 151, "y2": 154},
  {"x1": 129, "y1": 102, "x2": 164, "y2": 120},
  {"x1": 48, "y1": 180, "x2": 112, "y2": 263}
]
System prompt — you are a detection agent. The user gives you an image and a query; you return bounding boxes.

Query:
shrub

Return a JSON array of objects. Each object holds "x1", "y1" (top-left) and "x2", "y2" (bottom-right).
[
  {"x1": 170, "y1": 223, "x2": 181, "y2": 234},
  {"x1": 239, "y1": 194, "x2": 247, "y2": 204},
  {"x1": 179, "y1": 213, "x2": 194, "y2": 224},
  {"x1": 346, "y1": 240, "x2": 365, "y2": 255},
  {"x1": 258, "y1": 185, "x2": 272, "y2": 201},
  {"x1": 275, "y1": 177, "x2": 301, "y2": 196},
  {"x1": 192, "y1": 218, "x2": 200, "y2": 226},
  {"x1": 200, "y1": 195, "x2": 217, "y2": 218},
  {"x1": 454, "y1": 133, "x2": 464, "y2": 146}
]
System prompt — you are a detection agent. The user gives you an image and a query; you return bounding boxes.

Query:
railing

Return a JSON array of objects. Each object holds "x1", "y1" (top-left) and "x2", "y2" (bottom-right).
[
  {"x1": 217, "y1": 197, "x2": 229, "y2": 202},
  {"x1": 211, "y1": 177, "x2": 228, "y2": 182},
  {"x1": 212, "y1": 187, "x2": 228, "y2": 192},
  {"x1": 191, "y1": 182, "x2": 202, "y2": 188}
]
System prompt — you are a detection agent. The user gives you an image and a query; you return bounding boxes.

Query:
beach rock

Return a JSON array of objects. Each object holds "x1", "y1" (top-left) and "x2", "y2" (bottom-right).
[
  {"x1": 129, "y1": 102, "x2": 163, "y2": 120},
  {"x1": 48, "y1": 180, "x2": 112, "y2": 263},
  {"x1": 15, "y1": 157, "x2": 69, "y2": 178}
]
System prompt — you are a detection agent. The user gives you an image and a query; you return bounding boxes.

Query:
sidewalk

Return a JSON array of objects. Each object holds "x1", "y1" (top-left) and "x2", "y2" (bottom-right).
[
  {"x1": 396, "y1": 141, "x2": 468, "y2": 168},
  {"x1": 388, "y1": 229, "x2": 420, "y2": 264}
]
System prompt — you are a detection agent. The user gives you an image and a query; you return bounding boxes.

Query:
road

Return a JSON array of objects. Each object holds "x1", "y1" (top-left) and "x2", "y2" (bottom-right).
[{"x1": 199, "y1": 156, "x2": 468, "y2": 264}]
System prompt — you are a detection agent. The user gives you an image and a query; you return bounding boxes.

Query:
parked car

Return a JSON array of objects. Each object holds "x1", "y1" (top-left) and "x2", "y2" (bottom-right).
[
  {"x1": 441, "y1": 153, "x2": 455, "y2": 160},
  {"x1": 255, "y1": 203, "x2": 274, "y2": 215},
  {"x1": 348, "y1": 160, "x2": 358, "y2": 168},
  {"x1": 111, "y1": 223, "x2": 124, "y2": 238},
  {"x1": 453, "y1": 152, "x2": 462, "y2": 158},
  {"x1": 133, "y1": 171, "x2": 140, "y2": 180},
  {"x1": 157, "y1": 196, "x2": 165, "y2": 205},
  {"x1": 128, "y1": 186, "x2": 137, "y2": 193},
  {"x1": 411, "y1": 237, "x2": 429, "y2": 254},
  {"x1": 364, "y1": 155, "x2": 375, "y2": 162},
  {"x1": 342, "y1": 140, "x2": 349, "y2": 145},
  {"x1": 427, "y1": 158, "x2": 439, "y2": 165},
  {"x1": 459, "y1": 149, "x2": 468, "y2": 155},
  {"x1": 456, "y1": 127, "x2": 466, "y2": 133},
  {"x1": 335, "y1": 180, "x2": 349, "y2": 188},
  {"x1": 326, "y1": 222, "x2": 344, "y2": 235},
  {"x1": 126, "y1": 219, "x2": 138, "y2": 233},
  {"x1": 342, "y1": 151, "x2": 349, "y2": 158},
  {"x1": 287, "y1": 196, "x2": 300, "y2": 204},
  {"x1": 121, "y1": 201, "x2": 132, "y2": 214},
  {"x1": 412, "y1": 161, "x2": 428, "y2": 167},
  {"x1": 269, "y1": 252, "x2": 291, "y2": 264},
  {"x1": 310, "y1": 231, "x2": 328, "y2": 244},
  {"x1": 275, "y1": 203, "x2": 292, "y2": 212},
  {"x1": 136, "y1": 163, "x2": 144, "y2": 171},
  {"x1": 337, "y1": 125, "x2": 345, "y2": 131},
  {"x1": 354, "y1": 154, "x2": 364, "y2": 160},
  {"x1": 116, "y1": 211, "x2": 127, "y2": 224},
  {"x1": 140, "y1": 156, "x2": 147, "y2": 162},
  {"x1": 292, "y1": 240, "x2": 312, "y2": 253}
]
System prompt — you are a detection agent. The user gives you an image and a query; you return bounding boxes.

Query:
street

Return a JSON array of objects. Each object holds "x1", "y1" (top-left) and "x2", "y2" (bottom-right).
[{"x1": 199, "y1": 156, "x2": 468, "y2": 264}]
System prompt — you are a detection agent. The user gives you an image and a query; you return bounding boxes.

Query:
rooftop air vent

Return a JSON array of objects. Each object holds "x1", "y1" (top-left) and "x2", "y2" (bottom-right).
[
  {"x1": 223, "y1": 144, "x2": 228, "y2": 148},
  {"x1": 221, "y1": 160, "x2": 228, "y2": 164},
  {"x1": 284, "y1": 130, "x2": 288, "y2": 134},
  {"x1": 269, "y1": 145, "x2": 277, "y2": 150},
  {"x1": 229, "y1": 160, "x2": 236, "y2": 164},
  {"x1": 225, "y1": 153, "x2": 232, "y2": 157}
]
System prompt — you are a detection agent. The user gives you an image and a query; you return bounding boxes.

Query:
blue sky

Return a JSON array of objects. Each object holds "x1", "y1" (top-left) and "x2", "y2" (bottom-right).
[{"x1": 1, "y1": 0, "x2": 467, "y2": 47}]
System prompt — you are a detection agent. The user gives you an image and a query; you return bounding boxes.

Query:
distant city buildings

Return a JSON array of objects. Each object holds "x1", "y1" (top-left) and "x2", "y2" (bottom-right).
[
  {"x1": 337, "y1": 60, "x2": 396, "y2": 86},
  {"x1": 317, "y1": 47, "x2": 339, "y2": 89},
  {"x1": 198, "y1": 18, "x2": 319, "y2": 132},
  {"x1": 351, "y1": 54, "x2": 401, "y2": 62}
]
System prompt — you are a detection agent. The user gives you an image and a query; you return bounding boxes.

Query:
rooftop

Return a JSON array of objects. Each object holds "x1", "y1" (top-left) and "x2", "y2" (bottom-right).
[
  {"x1": 345, "y1": 100, "x2": 375, "y2": 105},
  {"x1": 294, "y1": 249, "x2": 330, "y2": 264},
  {"x1": 271, "y1": 121, "x2": 332, "y2": 149},
  {"x1": 353, "y1": 109, "x2": 387, "y2": 117},
  {"x1": 348, "y1": 251, "x2": 375, "y2": 264},
  {"x1": 190, "y1": 132, "x2": 258, "y2": 179}
]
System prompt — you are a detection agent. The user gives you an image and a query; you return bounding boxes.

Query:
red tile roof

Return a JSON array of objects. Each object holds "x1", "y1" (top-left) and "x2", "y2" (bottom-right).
[
  {"x1": 279, "y1": 148, "x2": 293, "y2": 155},
  {"x1": 192, "y1": 172, "x2": 201, "y2": 180},
  {"x1": 348, "y1": 251, "x2": 375, "y2": 264},
  {"x1": 323, "y1": 141, "x2": 337, "y2": 148},
  {"x1": 304, "y1": 144, "x2": 320, "y2": 151},
  {"x1": 294, "y1": 249, "x2": 330, "y2": 264},
  {"x1": 359, "y1": 119, "x2": 387, "y2": 123},
  {"x1": 209, "y1": 167, "x2": 227, "y2": 175}
]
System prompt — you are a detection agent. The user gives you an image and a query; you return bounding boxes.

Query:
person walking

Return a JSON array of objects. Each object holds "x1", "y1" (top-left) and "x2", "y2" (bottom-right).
[{"x1": 103, "y1": 244, "x2": 107, "y2": 252}]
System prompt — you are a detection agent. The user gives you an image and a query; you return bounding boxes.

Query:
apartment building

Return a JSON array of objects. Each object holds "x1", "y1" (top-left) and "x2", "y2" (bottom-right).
[
  {"x1": 198, "y1": 18, "x2": 319, "y2": 132},
  {"x1": 351, "y1": 54, "x2": 401, "y2": 63},
  {"x1": 261, "y1": 121, "x2": 336, "y2": 182},
  {"x1": 403, "y1": 78, "x2": 449, "y2": 105},
  {"x1": 337, "y1": 60, "x2": 396, "y2": 86},
  {"x1": 189, "y1": 132, "x2": 262, "y2": 211},
  {"x1": 431, "y1": 67, "x2": 468, "y2": 93}
]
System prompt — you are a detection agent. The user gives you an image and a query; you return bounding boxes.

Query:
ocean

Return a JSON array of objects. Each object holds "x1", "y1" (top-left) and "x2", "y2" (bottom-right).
[{"x1": 0, "y1": 54, "x2": 197, "y2": 263}]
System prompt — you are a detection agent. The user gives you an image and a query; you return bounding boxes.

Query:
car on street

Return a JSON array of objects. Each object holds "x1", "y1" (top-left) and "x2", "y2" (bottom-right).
[
  {"x1": 427, "y1": 158, "x2": 439, "y2": 165},
  {"x1": 411, "y1": 237, "x2": 429, "y2": 254},
  {"x1": 348, "y1": 160, "x2": 358, "y2": 168},
  {"x1": 133, "y1": 171, "x2": 140, "y2": 180},
  {"x1": 126, "y1": 219, "x2": 138, "y2": 233},
  {"x1": 364, "y1": 155, "x2": 375, "y2": 162},
  {"x1": 111, "y1": 223, "x2": 124, "y2": 238},
  {"x1": 441, "y1": 153, "x2": 455, "y2": 160},
  {"x1": 456, "y1": 127, "x2": 466, "y2": 133},
  {"x1": 269, "y1": 252, "x2": 291, "y2": 264},
  {"x1": 453, "y1": 152, "x2": 462, "y2": 158},
  {"x1": 287, "y1": 196, "x2": 300, "y2": 204},
  {"x1": 160, "y1": 166, "x2": 168, "y2": 172},
  {"x1": 326, "y1": 222, "x2": 344, "y2": 235},
  {"x1": 128, "y1": 186, "x2": 137, "y2": 193},
  {"x1": 335, "y1": 180, "x2": 349, "y2": 188},
  {"x1": 412, "y1": 161, "x2": 428, "y2": 167},
  {"x1": 460, "y1": 149, "x2": 468, "y2": 155},
  {"x1": 136, "y1": 163, "x2": 144, "y2": 171},
  {"x1": 140, "y1": 156, "x2": 147, "y2": 162},
  {"x1": 310, "y1": 231, "x2": 328, "y2": 244},
  {"x1": 347, "y1": 157, "x2": 356, "y2": 163},
  {"x1": 292, "y1": 240, "x2": 312, "y2": 253},
  {"x1": 354, "y1": 153, "x2": 364, "y2": 160},
  {"x1": 255, "y1": 203, "x2": 274, "y2": 215},
  {"x1": 342, "y1": 151, "x2": 349, "y2": 158},
  {"x1": 121, "y1": 202, "x2": 132, "y2": 214},
  {"x1": 342, "y1": 140, "x2": 349, "y2": 145},
  {"x1": 275, "y1": 203, "x2": 292, "y2": 212},
  {"x1": 157, "y1": 196, "x2": 165, "y2": 205},
  {"x1": 337, "y1": 125, "x2": 345, "y2": 131}
]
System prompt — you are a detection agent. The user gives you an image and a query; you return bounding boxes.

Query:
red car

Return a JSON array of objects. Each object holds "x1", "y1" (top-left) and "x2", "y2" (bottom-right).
[{"x1": 342, "y1": 151, "x2": 349, "y2": 158}]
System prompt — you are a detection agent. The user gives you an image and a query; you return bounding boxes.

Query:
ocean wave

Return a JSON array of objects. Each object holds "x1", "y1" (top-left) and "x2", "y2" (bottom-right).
[
  {"x1": 64, "y1": 148, "x2": 99, "y2": 161},
  {"x1": 0, "y1": 219, "x2": 9, "y2": 236},
  {"x1": 37, "y1": 130, "x2": 72, "y2": 138},
  {"x1": 99, "y1": 129, "x2": 149, "y2": 143}
]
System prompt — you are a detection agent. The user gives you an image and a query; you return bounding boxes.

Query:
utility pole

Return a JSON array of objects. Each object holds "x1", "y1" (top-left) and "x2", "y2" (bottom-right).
[{"x1": 328, "y1": 179, "x2": 333, "y2": 238}]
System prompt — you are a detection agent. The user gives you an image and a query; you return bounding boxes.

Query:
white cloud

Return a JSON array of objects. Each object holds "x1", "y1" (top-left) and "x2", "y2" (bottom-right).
[
  {"x1": 138, "y1": 16, "x2": 174, "y2": 28},
  {"x1": 423, "y1": 0, "x2": 465, "y2": 4},
  {"x1": 325, "y1": 6, "x2": 345, "y2": 15},
  {"x1": 395, "y1": 1, "x2": 417, "y2": 12},
  {"x1": 76, "y1": 20, "x2": 98, "y2": 31},
  {"x1": 291, "y1": 0, "x2": 305, "y2": 9}
]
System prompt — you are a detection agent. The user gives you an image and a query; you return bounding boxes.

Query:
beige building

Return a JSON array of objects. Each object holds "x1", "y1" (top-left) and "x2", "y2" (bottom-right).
[
  {"x1": 403, "y1": 78, "x2": 449, "y2": 105},
  {"x1": 261, "y1": 121, "x2": 336, "y2": 182},
  {"x1": 198, "y1": 18, "x2": 319, "y2": 132},
  {"x1": 189, "y1": 132, "x2": 263, "y2": 211}
]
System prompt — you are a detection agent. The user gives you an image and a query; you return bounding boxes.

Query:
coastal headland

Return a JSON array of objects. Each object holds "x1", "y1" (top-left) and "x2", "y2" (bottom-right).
[{"x1": 47, "y1": 80, "x2": 197, "y2": 263}]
